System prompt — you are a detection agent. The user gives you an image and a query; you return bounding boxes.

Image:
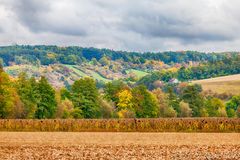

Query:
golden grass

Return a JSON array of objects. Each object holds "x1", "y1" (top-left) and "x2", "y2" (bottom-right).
[
  {"x1": 192, "y1": 74, "x2": 240, "y2": 95},
  {"x1": 0, "y1": 118, "x2": 239, "y2": 132}
]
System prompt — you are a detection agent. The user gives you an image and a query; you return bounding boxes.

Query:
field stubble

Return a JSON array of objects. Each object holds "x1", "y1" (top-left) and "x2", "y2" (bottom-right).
[{"x1": 0, "y1": 132, "x2": 239, "y2": 159}]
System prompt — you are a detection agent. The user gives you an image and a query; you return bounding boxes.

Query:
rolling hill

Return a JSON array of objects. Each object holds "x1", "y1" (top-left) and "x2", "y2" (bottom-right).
[
  {"x1": 1, "y1": 45, "x2": 240, "y2": 89},
  {"x1": 192, "y1": 74, "x2": 240, "y2": 95}
]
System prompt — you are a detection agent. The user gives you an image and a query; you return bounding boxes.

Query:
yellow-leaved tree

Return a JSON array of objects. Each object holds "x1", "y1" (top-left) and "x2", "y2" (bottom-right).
[
  {"x1": 116, "y1": 89, "x2": 135, "y2": 118},
  {"x1": 0, "y1": 67, "x2": 24, "y2": 118}
]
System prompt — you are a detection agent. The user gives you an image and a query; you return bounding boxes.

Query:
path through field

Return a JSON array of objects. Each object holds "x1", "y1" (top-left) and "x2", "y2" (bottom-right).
[{"x1": 0, "y1": 132, "x2": 239, "y2": 159}]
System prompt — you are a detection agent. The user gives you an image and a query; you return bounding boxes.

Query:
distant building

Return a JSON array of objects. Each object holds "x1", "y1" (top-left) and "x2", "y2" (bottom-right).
[{"x1": 169, "y1": 78, "x2": 180, "y2": 84}]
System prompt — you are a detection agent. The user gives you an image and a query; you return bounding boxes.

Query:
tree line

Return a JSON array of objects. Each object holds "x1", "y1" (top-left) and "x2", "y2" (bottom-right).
[
  {"x1": 0, "y1": 45, "x2": 233, "y2": 66},
  {"x1": 137, "y1": 56, "x2": 240, "y2": 90},
  {"x1": 1, "y1": 65, "x2": 239, "y2": 119}
]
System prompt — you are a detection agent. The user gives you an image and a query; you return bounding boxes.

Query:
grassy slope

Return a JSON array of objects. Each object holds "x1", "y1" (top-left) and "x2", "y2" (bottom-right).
[
  {"x1": 65, "y1": 65, "x2": 111, "y2": 82},
  {"x1": 88, "y1": 70, "x2": 111, "y2": 83},
  {"x1": 64, "y1": 65, "x2": 88, "y2": 77},
  {"x1": 192, "y1": 74, "x2": 240, "y2": 94},
  {"x1": 126, "y1": 69, "x2": 149, "y2": 78},
  {"x1": 4, "y1": 65, "x2": 39, "y2": 76}
]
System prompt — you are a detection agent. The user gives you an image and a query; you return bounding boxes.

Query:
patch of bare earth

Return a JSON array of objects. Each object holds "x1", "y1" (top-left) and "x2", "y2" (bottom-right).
[{"x1": 0, "y1": 132, "x2": 239, "y2": 159}]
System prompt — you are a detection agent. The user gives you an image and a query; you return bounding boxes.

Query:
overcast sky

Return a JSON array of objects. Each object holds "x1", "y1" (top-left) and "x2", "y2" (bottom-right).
[{"x1": 0, "y1": 0, "x2": 240, "y2": 52}]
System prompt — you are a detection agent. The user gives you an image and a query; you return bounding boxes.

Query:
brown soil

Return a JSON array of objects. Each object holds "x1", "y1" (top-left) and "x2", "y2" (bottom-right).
[{"x1": 0, "y1": 132, "x2": 239, "y2": 159}]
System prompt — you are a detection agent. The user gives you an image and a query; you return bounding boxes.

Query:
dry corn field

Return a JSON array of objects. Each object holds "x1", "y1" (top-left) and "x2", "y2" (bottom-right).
[
  {"x1": 0, "y1": 132, "x2": 239, "y2": 159},
  {"x1": 0, "y1": 118, "x2": 239, "y2": 132}
]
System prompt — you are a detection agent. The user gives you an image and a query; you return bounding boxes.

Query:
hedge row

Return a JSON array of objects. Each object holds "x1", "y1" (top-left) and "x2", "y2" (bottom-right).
[{"x1": 0, "y1": 118, "x2": 239, "y2": 132}]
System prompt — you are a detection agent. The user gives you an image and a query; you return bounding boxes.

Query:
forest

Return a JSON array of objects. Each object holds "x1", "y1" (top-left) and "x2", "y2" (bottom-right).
[
  {"x1": 1, "y1": 45, "x2": 240, "y2": 88},
  {"x1": 1, "y1": 63, "x2": 239, "y2": 119},
  {"x1": 1, "y1": 45, "x2": 240, "y2": 119},
  {"x1": 0, "y1": 45, "x2": 232, "y2": 66}
]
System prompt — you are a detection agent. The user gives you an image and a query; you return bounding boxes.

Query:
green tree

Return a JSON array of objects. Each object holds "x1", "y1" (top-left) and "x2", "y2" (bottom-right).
[
  {"x1": 35, "y1": 76, "x2": 57, "y2": 119},
  {"x1": 132, "y1": 85, "x2": 159, "y2": 118},
  {"x1": 99, "y1": 55, "x2": 110, "y2": 66},
  {"x1": 166, "y1": 87, "x2": 180, "y2": 116},
  {"x1": 65, "y1": 55, "x2": 79, "y2": 65},
  {"x1": 104, "y1": 80, "x2": 128, "y2": 104},
  {"x1": 71, "y1": 77, "x2": 101, "y2": 118},
  {"x1": 60, "y1": 88, "x2": 71, "y2": 100},
  {"x1": 180, "y1": 84, "x2": 204, "y2": 117},
  {"x1": 16, "y1": 73, "x2": 39, "y2": 118},
  {"x1": 226, "y1": 96, "x2": 240, "y2": 117},
  {"x1": 91, "y1": 58, "x2": 99, "y2": 65},
  {"x1": 205, "y1": 98, "x2": 227, "y2": 117}
]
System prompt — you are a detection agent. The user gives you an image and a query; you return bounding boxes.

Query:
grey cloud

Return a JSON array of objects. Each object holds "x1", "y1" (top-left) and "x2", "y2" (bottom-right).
[
  {"x1": 11, "y1": 0, "x2": 87, "y2": 36},
  {"x1": 119, "y1": 0, "x2": 235, "y2": 42},
  {"x1": 13, "y1": 0, "x2": 50, "y2": 32},
  {"x1": 123, "y1": 14, "x2": 231, "y2": 41},
  {"x1": 0, "y1": 0, "x2": 240, "y2": 52}
]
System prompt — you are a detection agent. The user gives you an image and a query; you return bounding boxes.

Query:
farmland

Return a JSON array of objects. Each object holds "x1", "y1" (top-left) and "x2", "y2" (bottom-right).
[
  {"x1": 0, "y1": 118, "x2": 239, "y2": 159},
  {"x1": 192, "y1": 74, "x2": 240, "y2": 95},
  {"x1": 0, "y1": 132, "x2": 239, "y2": 159}
]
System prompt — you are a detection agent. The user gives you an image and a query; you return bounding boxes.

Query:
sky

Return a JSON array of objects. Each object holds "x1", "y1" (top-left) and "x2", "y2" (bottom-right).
[{"x1": 0, "y1": 0, "x2": 240, "y2": 52}]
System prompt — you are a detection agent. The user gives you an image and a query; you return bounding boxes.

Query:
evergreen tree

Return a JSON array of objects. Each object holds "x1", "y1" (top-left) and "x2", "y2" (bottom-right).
[
  {"x1": 180, "y1": 84, "x2": 204, "y2": 117},
  {"x1": 166, "y1": 87, "x2": 180, "y2": 116}
]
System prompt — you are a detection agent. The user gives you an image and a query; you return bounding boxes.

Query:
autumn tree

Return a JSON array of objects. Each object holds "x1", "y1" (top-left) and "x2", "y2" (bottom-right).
[
  {"x1": 179, "y1": 101, "x2": 192, "y2": 117},
  {"x1": 0, "y1": 68, "x2": 24, "y2": 118},
  {"x1": 205, "y1": 98, "x2": 227, "y2": 117},
  {"x1": 152, "y1": 88, "x2": 176, "y2": 117},
  {"x1": 116, "y1": 89, "x2": 135, "y2": 118},
  {"x1": 117, "y1": 89, "x2": 133, "y2": 110},
  {"x1": 104, "y1": 80, "x2": 128, "y2": 104},
  {"x1": 99, "y1": 98, "x2": 114, "y2": 118},
  {"x1": 55, "y1": 89, "x2": 74, "y2": 119}
]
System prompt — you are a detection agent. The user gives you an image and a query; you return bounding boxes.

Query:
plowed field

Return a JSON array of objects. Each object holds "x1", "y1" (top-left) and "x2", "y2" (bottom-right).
[{"x1": 0, "y1": 132, "x2": 239, "y2": 159}]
